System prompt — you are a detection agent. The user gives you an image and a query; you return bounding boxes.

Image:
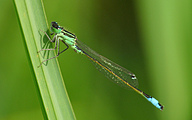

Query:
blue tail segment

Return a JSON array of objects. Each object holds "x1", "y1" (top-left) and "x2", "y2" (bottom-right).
[{"x1": 143, "y1": 92, "x2": 164, "y2": 110}]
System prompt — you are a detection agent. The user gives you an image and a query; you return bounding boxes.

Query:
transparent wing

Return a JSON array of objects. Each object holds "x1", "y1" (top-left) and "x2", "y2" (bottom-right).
[{"x1": 76, "y1": 39, "x2": 138, "y2": 89}]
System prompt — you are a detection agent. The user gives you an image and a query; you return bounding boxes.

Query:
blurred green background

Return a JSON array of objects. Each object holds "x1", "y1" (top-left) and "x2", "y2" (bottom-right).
[{"x1": 1, "y1": 0, "x2": 191, "y2": 120}]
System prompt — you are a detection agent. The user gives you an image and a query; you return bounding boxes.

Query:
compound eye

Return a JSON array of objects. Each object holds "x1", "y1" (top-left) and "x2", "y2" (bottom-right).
[{"x1": 51, "y1": 22, "x2": 59, "y2": 29}]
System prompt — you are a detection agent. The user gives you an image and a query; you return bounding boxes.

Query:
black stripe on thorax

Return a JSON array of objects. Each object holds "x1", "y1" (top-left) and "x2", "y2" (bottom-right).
[{"x1": 61, "y1": 28, "x2": 76, "y2": 39}]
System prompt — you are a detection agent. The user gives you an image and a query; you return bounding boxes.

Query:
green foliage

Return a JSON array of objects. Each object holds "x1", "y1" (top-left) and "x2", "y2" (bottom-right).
[
  {"x1": 13, "y1": 0, "x2": 76, "y2": 119},
  {"x1": 0, "y1": 0, "x2": 191, "y2": 120}
]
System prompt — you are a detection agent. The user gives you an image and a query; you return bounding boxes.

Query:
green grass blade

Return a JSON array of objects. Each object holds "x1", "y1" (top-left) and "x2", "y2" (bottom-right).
[{"x1": 14, "y1": 0, "x2": 76, "y2": 119}]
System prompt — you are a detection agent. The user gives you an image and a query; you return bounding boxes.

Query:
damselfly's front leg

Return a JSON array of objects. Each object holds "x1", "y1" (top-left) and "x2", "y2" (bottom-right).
[
  {"x1": 38, "y1": 30, "x2": 57, "y2": 53},
  {"x1": 38, "y1": 37, "x2": 69, "y2": 67}
]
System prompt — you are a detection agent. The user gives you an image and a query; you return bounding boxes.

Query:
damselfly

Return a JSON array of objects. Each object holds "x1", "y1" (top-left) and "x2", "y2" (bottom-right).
[{"x1": 38, "y1": 22, "x2": 164, "y2": 110}]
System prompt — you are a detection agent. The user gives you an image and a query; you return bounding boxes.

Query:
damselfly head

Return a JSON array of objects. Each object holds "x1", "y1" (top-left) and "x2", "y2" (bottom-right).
[{"x1": 50, "y1": 22, "x2": 62, "y2": 34}]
